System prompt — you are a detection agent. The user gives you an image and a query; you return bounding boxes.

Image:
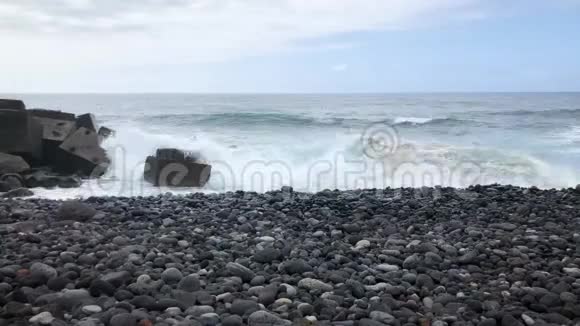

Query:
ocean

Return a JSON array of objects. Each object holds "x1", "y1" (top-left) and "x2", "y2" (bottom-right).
[{"x1": 6, "y1": 93, "x2": 580, "y2": 199}]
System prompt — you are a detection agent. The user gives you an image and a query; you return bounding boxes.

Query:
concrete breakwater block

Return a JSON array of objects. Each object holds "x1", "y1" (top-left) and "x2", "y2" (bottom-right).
[
  {"x1": 76, "y1": 113, "x2": 98, "y2": 132},
  {"x1": 29, "y1": 109, "x2": 77, "y2": 166},
  {"x1": 0, "y1": 108, "x2": 43, "y2": 161},
  {"x1": 97, "y1": 126, "x2": 114, "y2": 144},
  {"x1": 144, "y1": 148, "x2": 211, "y2": 187},
  {"x1": 0, "y1": 98, "x2": 115, "y2": 196},
  {"x1": 30, "y1": 109, "x2": 76, "y2": 141},
  {"x1": 0, "y1": 99, "x2": 25, "y2": 111},
  {"x1": 58, "y1": 127, "x2": 110, "y2": 176}
]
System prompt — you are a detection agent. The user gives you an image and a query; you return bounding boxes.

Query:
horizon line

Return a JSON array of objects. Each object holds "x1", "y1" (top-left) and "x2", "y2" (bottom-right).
[{"x1": 3, "y1": 91, "x2": 580, "y2": 96}]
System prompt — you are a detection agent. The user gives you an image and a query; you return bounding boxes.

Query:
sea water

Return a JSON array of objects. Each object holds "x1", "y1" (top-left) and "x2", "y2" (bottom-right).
[{"x1": 6, "y1": 93, "x2": 580, "y2": 199}]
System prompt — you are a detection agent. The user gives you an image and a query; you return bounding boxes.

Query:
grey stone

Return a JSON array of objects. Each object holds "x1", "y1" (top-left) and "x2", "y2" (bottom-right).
[
  {"x1": 226, "y1": 262, "x2": 255, "y2": 282},
  {"x1": 298, "y1": 278, "x2": 333, "y2": 292},
  {"x1": 178, "y1": 274, "x2": 201, "y2": 292},
  {"x1": 30, "y1": 262, "x2": 58, "y2": 280},
  {"x1": 248, "y1": 311, "x2": 292, "y2": 326},
  {"x1": 230, "y1": 299, "x2": 260, "y2": 316},
  {"x1": 110, "y1": 313, "x2": 137, "y2": 326},
  {"x1": 162, "y1": 267, "x2": 184, "y2": 284}
]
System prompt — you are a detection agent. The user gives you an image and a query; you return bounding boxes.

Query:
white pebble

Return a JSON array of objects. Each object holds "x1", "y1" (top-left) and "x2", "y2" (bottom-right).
[
  {"x1": 376, "y1": 264, "x2": 399, "y2": 272},
  {"x1": 81, "y1": 305, "x2": 102, "y2": 314},
  {"x1": 29, "y1": 312, "x2": 55, "y2": 325},
  {"x1": 355, "y1": 240, "x2": 371, "y2": 249}
]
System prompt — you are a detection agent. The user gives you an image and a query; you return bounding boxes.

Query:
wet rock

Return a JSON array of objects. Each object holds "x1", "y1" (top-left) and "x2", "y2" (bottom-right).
[
  {"x1": 110, "y1": 313, "x2": 138, "y2": 326},
  {"x1": 178, "y1": 274, "x2": 201, "y2": 292},
  {"x1": 226, "y1": 262, "x2": 255, "y2": 282},
  {"x1": 248, "y1": 310, "x2": 291, "y2": 326},
  {"x1": 161, "y1": 268, "x2": 183, "y2": 284},
  {"x1": 30, "y1": 262, "x2": 58, "y2": 280},
  {"x1": 0, "y1": 153, "x2": 29, "y2": 174},
  {"x1": 56, "y1": 201, "x2": 97, "y2": 221},
  {"x1": 29, "y1": 311, "x2": 55, "y2": 324},
  {"x1": 230, "y1": 299, "x2": 260, "y2": 316},
  {"x1": 254, "y1": 248, "x2": 281, "y2": 263},
  {"x1": 298, "y1": 278, "x2": 333, "y2": 292},
  {"x1": 2, "y1": 188, "x2": 33, "y2": 198},
  {"x1": 281, "y1": 259, "x2": 313, "y2": 274}
]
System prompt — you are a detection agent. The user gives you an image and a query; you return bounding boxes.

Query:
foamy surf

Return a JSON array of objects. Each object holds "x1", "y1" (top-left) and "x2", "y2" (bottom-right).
[{"x1": 9, "y1": 93, "x2": 579, "y2": 199}]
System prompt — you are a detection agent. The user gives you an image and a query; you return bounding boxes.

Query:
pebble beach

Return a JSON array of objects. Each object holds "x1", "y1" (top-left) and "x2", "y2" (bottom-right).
[{"x1": 1, "y1": 185, "x2": 580, "y2": 326}]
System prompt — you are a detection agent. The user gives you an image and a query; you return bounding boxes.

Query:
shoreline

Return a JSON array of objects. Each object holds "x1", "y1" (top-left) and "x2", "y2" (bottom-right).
[{"x1": 1, "y1": 185, "x2": 580, "y2": 325}]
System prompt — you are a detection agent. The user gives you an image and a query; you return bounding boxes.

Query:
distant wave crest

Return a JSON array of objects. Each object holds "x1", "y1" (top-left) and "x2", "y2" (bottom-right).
[
  {"x1": 391, "y1": 117, "x2": 476, "y2": 127},
  {"x1": 490, "y1": 108, "x2": 580, "y2": 118},
  {"x1": 139, "y1": 112, "x2": 477, "y2": 129}
]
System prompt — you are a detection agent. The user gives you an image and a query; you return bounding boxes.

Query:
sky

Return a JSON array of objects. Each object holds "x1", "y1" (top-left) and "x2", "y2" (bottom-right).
[{"x1": 1, "y1": 0, "x2": 580, "y2": 93}]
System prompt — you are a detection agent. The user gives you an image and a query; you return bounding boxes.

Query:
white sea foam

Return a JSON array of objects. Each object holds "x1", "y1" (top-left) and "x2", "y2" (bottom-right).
[
  {"x1": 393, "y1": 117, "x2": 434, "y2": 125},
  {"x1": 17, "y1": 94, "x2": 578, "y2": 199},
  {"x1": 31, "y1": 124, "x2": 580, "y2": 200}
]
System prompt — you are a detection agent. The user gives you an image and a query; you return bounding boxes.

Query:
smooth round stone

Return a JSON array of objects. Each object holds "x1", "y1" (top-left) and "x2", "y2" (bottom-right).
[
  {"x1": 112, "y1": 236, "x2": 129, "y2": 246},
  {"x1": 165, "y1": 307, "x2": 182, "y2": 315},
  {"x1": 376, "y1": 264, "x2": 400, "y2": 272},
  {"x1": 230, "y1": 299, "x2": 260, "y2": 316},
  {"x1": 178, "y1": 274, "x2": 201, "y2": 292},
  {"x1": 251, "y1": 275, "x2": 266, "y2": 286},
  {"x1": 298, "y1": 303, "x2": 314, "y2": 315},
  {"x1": 298, "y1": 278, "x2": 333, "y2": 292},
  {"x1": 29, "y1": 312, "x2": 55, "y2": 325},
  {"x1": 248, "y1": 311, "x2": 291, "y2": 325},
  {"x1": 82, "y1": 305, "x2": 103, "y2": 314},
  {"x1": 136, "y1": 274, "x2": 151, "y2": 284},
  {"x1": 253, "y1": 248, "x2": 281, "y2": 263},
  {"x1": 30, "y1": 262, "x2": 57, "y2": 280},
  {"x1": 222, "y1": 315, "x2": 243, "y2": 326},
  {"x1": 186, "y1": 305, "x2": 215, "y2": 316},
  {"x1": 355, "y1": 240, "x2": 371, "y2": 249},
  {"x1": 280, "y1": 283, "x2": 297, "y2": 297},
  {"x1": 110, "y1": 313, "x2": 137, "y2": 326},
  {"x1": 161, "y1": 268, "x2": 183, "y2": 284}
]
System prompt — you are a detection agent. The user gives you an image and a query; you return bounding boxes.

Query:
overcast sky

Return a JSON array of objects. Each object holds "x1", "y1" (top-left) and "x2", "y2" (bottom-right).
[{"x1": 1, "y1": 0, "x2": 579, "y2": 92}]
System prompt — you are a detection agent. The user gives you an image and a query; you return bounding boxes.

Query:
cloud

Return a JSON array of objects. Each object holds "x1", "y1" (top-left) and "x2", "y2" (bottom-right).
[
  {"x1": 0, "y1": 0, "x2": 484, "y2": 77},
  {"x1": 332, "y1": 64, "x2": 348, "y2": 72}
]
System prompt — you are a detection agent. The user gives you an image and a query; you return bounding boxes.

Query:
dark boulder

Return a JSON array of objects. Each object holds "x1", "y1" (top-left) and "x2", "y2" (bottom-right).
[
  {"x1": 24, "y1": 171, "x2": 59, "y2": 188},
  {"x1": 0, "y1": 173, "x2": 25, "y2": 190},
  {"x1": 24, "y1": 170, "x2": 81, "y2": 189},
  {"x1": 56, "y1": 201, "x2": 97, "y2": 221},
  {"x1": 1, "y1": 188, "x2": 34, "y2": 198},
  {"x1": 0, "y1": 153, "x2": 30, "y2": 174},
  {"x1": 0, "y1": 181, "x2": 11, "y2": 192},
  {"x1": 57, "y1": 175, "x2": 82, "y2": 188}
]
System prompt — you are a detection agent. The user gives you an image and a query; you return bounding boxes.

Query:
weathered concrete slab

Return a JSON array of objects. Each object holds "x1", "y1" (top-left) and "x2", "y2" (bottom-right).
[
  {"x1": 76, "y1": 113, "x2": 98, "y2": 132},
  {"x1": 0, "y1": 99, "x2": 25, "y2": 111},
  {"x1": 58, "y1": 127, "x2": 109, "y2": 176},
  {"x1": 97, "y1": 126, "x2": 114, "y2": 144},
  {"x1": 0, "y1": 109, "x2": 42, "y2": 161},
  {"x1": 30, "y1": 109, "x2": 77, "y2": 142},
  {"x1": 144, "y1": 149, "x2": 211, "y2": 187}
]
